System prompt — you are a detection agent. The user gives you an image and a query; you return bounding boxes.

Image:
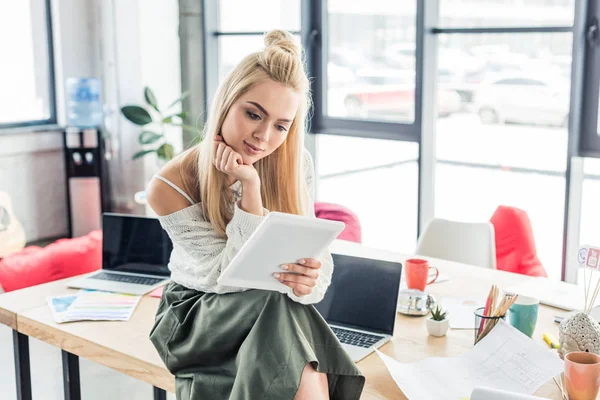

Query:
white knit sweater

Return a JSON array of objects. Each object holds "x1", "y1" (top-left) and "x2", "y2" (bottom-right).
[{"x1": 155, "y1": 150, "x2": 334, "y2": 305}]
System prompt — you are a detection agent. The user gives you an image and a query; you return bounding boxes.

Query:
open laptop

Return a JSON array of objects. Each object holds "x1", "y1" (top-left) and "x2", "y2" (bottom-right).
[
  {"x1": 314, "y1": 253, "x2": 402, "y2": 362},
  {"x1": 68, "y1": 213, "x2": 172, "y2": 295}
]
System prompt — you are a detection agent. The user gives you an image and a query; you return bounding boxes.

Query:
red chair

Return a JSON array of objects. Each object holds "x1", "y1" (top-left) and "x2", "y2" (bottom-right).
[
  {"x1": 490, "y1": 206, "x2": 547, "y2": 277},
  {"x1": 0, "y1": 230, "x2": 102, "y2": 292},
  {"x1": 314, "y1": 202, "x2": 362, "y2": 243}
]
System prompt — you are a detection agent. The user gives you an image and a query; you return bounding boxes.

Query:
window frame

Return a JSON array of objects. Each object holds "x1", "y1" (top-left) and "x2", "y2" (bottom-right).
[
  {"x1": 305, "y1": 0, "x2": 421, "y2": 142},
  {"x1": 0, "y1": 0, "x2": 58, "y2": 130},
  {"x1": 579, "y1": 0, "x2": 600, "y2": 157}
]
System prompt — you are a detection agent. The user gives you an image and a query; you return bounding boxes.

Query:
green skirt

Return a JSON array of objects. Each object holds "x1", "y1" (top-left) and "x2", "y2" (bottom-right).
[{"x1": 149, "y1": 282, "x2": 365, "y2": 400}]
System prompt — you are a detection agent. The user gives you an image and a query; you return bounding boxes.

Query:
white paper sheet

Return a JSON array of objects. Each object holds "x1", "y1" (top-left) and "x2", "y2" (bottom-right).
[
  {"x1": 439, "y1": 296, "x2": 480, "y2": 329},
  {"x1": 376, "y1": 320, "x2": 562, "y2": 399}
]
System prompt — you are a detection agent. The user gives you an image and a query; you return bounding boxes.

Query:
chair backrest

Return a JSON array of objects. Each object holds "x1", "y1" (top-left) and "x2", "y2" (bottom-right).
[{"x1": 415, "y1": 218, "x2": 497, "y2": 269}]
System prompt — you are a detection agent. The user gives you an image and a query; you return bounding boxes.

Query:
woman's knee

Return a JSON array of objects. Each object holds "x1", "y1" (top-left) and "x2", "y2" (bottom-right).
[{"x1": 296, "y1": 362, "x2": 328, "y2": 400}]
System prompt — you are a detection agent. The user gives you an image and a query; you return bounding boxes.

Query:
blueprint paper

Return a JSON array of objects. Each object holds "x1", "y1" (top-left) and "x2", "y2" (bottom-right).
[{"x1": 376, "y1": 320, "x2": 562, "y2": 399}]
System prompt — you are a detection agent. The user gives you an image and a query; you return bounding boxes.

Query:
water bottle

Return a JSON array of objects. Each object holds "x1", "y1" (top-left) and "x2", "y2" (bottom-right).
[{"x1": 66, "y1": 77, "x2": 103, "y2": 128}]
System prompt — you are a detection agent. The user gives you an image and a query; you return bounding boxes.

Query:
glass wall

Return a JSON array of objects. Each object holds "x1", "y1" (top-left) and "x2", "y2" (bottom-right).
[
  {"x1": 316, "y1": 135, "x2": 419, "y2": 253},
  {"x1": 433, "y1": 19, "x2": 573, "y2": 280}
]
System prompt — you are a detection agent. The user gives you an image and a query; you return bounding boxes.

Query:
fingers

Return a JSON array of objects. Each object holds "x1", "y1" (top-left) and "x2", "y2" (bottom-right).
[
  {"x1": 280, "y1": 263, "x2": 319, "y2": 279},
  {"x1": 273, "y1": 258, "x2": 322, "y2": 294},
  {"x1": 274, "y1": 273, "x2": 314, "y2": 296},
  {"x1": 214, "y1": 143, "x2": 226, "y2": 170},
  {"x1": 274, "y1": 271, "x2": 318, "y2": 287},
  {"x1": 226, "y1": 150, "x2": 242, "y2": 171},
  {"x1": 296, "y1": 258, "x2": 322, "y2": 269},
  {"x1": 220, "y1": 146, "x2": 232, "y2": 171},
  {"x1": 213, "y1": 142, "x2": 243, "y2": 173}
]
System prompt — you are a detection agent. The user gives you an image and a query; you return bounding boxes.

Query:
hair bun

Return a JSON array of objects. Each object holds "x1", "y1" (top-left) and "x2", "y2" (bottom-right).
[{"x1": 263, "y1": 30, "x2": 301, "y2": 59}]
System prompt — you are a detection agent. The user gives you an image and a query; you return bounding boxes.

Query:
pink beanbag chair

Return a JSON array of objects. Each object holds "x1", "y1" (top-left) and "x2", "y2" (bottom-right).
[
  {"x1": 490, "y1": 206, "x2": 547, "y2": 278},
  {"x1": 314, "y1": 202, "x2": 362, "y2": 243},
  {"x1": 0, "y1": 230, "x2": 102, "y2": 292}
]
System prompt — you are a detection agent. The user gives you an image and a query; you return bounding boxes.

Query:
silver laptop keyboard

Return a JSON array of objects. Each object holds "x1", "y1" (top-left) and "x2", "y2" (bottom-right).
[
  {"x1": 330, "y1": 326, "x2": 384, "y2": 348},
  {"x1": 92, "y1": 272, "x2": 164, "y2": 286}
]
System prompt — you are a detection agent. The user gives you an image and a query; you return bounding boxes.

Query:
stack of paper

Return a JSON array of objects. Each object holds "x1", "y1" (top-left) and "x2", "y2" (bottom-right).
[
  {"x1": 377, "y1": 320, "x2": 563, "y2": 399},
  {"x1": 47, "y1": 291, "x2": 141, "y2": 323}
]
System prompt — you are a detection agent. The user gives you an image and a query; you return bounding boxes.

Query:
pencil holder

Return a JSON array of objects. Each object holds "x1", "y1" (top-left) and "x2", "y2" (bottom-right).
[{"x1": 474, "y1": 307, "x2": 506, "y2": 344}]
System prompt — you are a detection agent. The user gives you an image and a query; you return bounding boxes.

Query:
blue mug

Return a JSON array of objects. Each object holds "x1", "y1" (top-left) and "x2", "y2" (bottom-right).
[{"x1": 508, "y1": 295, "x2": 539, "y2": 338}]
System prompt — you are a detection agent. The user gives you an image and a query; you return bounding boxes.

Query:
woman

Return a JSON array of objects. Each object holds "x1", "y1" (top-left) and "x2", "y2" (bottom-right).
[{"x1": 147, "y1": 30, "x2": 364, "y2": 399}]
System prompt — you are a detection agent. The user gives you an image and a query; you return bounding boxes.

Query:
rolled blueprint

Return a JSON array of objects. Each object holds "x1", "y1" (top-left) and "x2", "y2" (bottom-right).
[{"x1": 471, "y1": 387, "x2": 549, "y2": 400}]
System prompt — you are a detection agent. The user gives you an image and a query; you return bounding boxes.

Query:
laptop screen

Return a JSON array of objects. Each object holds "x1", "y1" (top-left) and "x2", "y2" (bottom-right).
[
  {"x1": 314, "y1": 253, "x2": 402, "y2": 336},
  {"x1": 102, "y1": 213, "x2": 172, "y2": 277}
]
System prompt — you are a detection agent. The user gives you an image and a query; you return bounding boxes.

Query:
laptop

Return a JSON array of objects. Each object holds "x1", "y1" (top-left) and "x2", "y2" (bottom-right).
[
  {"x1": 68, "y1": 213, "x2": 172, "y2": 295},
  {"x1": 314, "y1": 253, "x2": 402, "y2": 362}
]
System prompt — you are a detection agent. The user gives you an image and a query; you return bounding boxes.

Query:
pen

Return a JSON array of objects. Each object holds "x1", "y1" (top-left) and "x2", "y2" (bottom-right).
[{"x1": 543, "y1": 333, "x2": 560, "y2": 349}]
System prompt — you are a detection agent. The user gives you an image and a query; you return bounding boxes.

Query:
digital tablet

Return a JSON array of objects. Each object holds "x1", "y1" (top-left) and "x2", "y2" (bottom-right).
[{"x1": 217, "y1": 212, "x2": 345, "y2": 292}]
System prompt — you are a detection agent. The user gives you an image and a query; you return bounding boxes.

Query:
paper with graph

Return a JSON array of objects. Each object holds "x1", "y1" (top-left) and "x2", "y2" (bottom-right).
[{"x1": 377, "y1": 320, "x2": 562, "y2": 399}]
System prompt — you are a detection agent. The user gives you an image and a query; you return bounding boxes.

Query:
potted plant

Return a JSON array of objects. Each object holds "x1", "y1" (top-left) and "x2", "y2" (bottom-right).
[
  {"x1": 120, "y1": 87, "x2": 198, "y2": 163},
  {"x1": 426, "y1": 305, "x2": 449, "y2": 337}
]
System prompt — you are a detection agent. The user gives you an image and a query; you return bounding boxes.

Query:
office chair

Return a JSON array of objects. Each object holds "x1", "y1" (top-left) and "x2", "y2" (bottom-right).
[{"x1": 415, "y1": 218, "x2": 497, "y2": 269}]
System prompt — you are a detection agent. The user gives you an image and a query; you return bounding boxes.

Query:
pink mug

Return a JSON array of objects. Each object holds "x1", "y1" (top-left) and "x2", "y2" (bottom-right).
[
  {"x1": 405, "y1": 258, "x2": 439, "y2": 292},
  {"x1": 565, "y1": 351, "x2": 600, "y2": 400}
]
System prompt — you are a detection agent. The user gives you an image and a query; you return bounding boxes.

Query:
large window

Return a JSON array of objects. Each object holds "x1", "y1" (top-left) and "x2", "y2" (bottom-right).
[
  {"x1": 208, "y1": 0, "x2": 301, "y2": 92},
  {"x1": 0, "y1": 0, "x2": 56, "y2": 128},
  {"x1": 432, "y1": 5, "x2": 575, "y2": 280},
  {"x1": 325, "y1": 1, "x2": 417, "y2": 124},
  {"x1": 311, "y1": 0, "x2": 420, "y2": 252},
  {"x1": 204, "y1": 1, "x2": 596, "y2": 280},
  {"x1": 316, "y1": 136, "x2": 419, "y2": 253}
]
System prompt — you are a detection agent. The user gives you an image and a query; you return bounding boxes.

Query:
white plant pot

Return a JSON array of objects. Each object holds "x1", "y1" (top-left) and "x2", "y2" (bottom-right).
[{"x1": 427, "y1": 318, "x2": 449, "y2": 337}]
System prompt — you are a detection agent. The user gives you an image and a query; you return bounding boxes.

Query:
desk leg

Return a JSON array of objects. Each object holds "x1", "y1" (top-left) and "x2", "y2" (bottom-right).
[
  {"x1": 153, "y1": 387, "x2": 167, "y2": 400},
  {"x1": 13, "y1": 330, "x2": 32, "y2": 400},
  {"x1": 62, "y1": 350, "x2": 81, "y2": 400}
]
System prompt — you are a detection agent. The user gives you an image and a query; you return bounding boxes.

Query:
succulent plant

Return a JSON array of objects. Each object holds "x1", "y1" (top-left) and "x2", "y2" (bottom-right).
[{"x1": 430, "y1": 305, "x2": 448, "y2": 321}]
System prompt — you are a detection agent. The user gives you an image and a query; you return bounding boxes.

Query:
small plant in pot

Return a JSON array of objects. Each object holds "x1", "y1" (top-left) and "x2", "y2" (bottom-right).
[{"x1": 427, "y1": 305, "x2": 449, "y2": 337}]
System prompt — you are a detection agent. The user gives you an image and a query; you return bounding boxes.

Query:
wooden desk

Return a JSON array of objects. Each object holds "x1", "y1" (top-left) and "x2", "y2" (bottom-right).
[
  {"x1": 356, "y1": 259, "x2": 566, "y2": 399},
  {"x1": 0, "y1": 255, "x2": 568, "y2": 400}
]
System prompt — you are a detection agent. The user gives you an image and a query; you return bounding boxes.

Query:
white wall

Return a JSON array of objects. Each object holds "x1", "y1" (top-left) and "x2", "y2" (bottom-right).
[{"x1": 0, "y1": 0, "x2": 182, "y2": 241}]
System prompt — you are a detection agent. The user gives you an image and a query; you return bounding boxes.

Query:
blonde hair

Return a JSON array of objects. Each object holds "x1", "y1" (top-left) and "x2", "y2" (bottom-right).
[{"x1": 181, "y1": 30, "x2": 311, "y2": 237}]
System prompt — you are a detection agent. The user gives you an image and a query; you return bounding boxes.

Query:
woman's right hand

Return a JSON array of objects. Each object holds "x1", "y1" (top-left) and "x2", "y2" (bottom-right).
[{"x1": 213, "y1": 135, "x2": 259, "y2": 184}]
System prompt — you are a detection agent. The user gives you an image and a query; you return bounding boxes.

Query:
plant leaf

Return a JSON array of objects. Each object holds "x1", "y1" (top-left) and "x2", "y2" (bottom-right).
[
  {"x1": 166, "y1": 91, "x2": 190, "y2": 109},
  {"x1": 162, "y1": 116, "x2": 173, "y2": 124},
  {"x1": 157, "y1": 143, "x2": 175, "y2": 160},
  {"x1": 132, "y1": 149, "x2": 156, "y2": 160},
  {"x1": 144, "y1": 87, "x2": 159, "y2": 112},
  {"x1": 121, "y1": 106, "x2": 152, "y2": 125},
  {"x1": 139, "y1": 131, "x2": 163, "y2": 145},
  {"x1": 162, "y1": 112, "x2": 188, "y2": 124}
]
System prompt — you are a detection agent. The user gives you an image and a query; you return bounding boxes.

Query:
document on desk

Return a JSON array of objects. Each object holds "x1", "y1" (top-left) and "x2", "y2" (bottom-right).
[
  {"x1": 377, "y1": 320, "x2": 562, "y2": 399},
  {"x1": 47, "y1": 291, "x2": 142, "y2": 323},
  {"x1": 439, "y1": 296, "x2": 480, "y2": 329}
]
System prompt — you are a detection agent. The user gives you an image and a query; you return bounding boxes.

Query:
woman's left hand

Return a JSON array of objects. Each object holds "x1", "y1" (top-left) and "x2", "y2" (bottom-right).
[{"x1": 273, "y1": 258, "x2": 321, "y2": 297}]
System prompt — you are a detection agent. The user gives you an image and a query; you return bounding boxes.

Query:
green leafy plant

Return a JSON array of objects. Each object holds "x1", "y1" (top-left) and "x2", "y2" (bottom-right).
[
  {"x1": 430, "y1": 305, "x2": 448, "y2": 321},
  {"x1": 121, "y1": 87, "x2": 197, "y2": 161}
]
